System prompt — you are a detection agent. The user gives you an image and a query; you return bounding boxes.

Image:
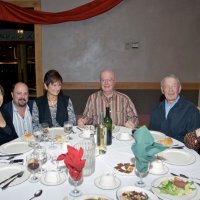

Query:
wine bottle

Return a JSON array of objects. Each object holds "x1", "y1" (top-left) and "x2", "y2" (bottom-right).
[
  {"x1": 103, "y1": 107, "x2": 112, "y2": 145},
  {"x1": 96, "y1": 112, "x2": 107, "y2": 154}
]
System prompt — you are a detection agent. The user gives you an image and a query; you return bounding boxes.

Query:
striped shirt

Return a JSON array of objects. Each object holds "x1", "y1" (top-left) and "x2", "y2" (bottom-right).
[
  {"x1": 82, "y1": 90, "x2": 138, "y2": 126},
  {"x1": 12, "y1": 102, "x2": 33, "y2": 137}
]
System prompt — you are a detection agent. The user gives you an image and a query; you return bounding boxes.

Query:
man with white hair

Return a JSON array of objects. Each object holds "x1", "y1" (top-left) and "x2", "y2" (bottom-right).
[
  {"x1": 4, "y1": 82, "x2": 33, "y2": 137},
  {"x1": 149, "y1": 74, "x2": 200, "y2": 142},
  {"x1": 78, "y1": 69, "x2": 139, "y2": 129}
]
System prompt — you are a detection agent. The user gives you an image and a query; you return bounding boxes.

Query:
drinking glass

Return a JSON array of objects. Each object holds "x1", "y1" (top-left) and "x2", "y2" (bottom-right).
[
  {"x1": 41, "y1": 123, "x2": 49, "y2": 141},
  {"x1": 64, "y1": 121, "x2": 73, "y2": 140},
  {"x1": 26, "y1": 153, "x2": 40, "y2": 183},
  {"x1": 49, "y1": 129, "x2": 57, "y2": 149},
  {"x1": 69, "y1": 171, "x2": 82, "y2": 197},
  {"x1": 33, "y1": 146, "x2": 47, "y2": 174},
  {"x1": 135, "y1": 160, "x2": 149, "y2": 187}
]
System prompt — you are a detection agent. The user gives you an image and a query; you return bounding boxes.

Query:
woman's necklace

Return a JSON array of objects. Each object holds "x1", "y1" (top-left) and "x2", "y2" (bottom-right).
[{"x1": 48, "y1": 96, "x2": 57, "y2": 107}]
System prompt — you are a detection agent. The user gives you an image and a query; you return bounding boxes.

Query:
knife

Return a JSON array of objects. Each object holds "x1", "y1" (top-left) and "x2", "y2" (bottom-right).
[
  {"x1": 1, "y1": 171, "x2": 24, "y2": 190},
  {"x1": 0, "y1": 171, "x2": 24, "y2": 186},
  {"x1": 0, "y1": 153, "x2": 23, "y2": 158}
]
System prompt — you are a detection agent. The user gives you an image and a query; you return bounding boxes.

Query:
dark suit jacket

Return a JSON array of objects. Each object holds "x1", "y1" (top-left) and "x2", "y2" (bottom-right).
[{"x1": 4, "y1": 100, "x2": 33, "y2": 120}]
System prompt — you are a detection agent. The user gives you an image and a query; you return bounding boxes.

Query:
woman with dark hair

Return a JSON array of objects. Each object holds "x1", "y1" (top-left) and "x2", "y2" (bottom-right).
[
  {"x1": 0, "y1": 84, "x2": 18, "y2": 145},
  {"x1": 32, "y1": 69, "x2": 76, "y2": 131}
]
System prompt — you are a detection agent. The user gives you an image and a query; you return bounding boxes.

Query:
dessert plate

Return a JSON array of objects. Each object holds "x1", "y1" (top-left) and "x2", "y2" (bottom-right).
[
  {"x1": 117, "y1": 186, "x2": 159, "y2": 200},
  {"x1": 0, "y1": 165, "x2": 30, "y2": 187},
  {"x1": 157, "y1": 149, "x2": 196, "y2": 165},
  {"x1": 40, "y1": 172, "x2": 66, "y2": 186},
  {"x1": 94, "y1": 176, "x2": 121, "y2": 190},
  {"x1": 0, "y1": 141, "x2": 32, "y2": 154},
  {"x1": 151, "y1": 176, "x2": 198, "y2": 200}
]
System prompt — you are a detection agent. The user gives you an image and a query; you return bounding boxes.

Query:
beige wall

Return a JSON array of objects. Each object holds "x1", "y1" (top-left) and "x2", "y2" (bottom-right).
[{"x1": 41, "y1": 0, "x2": 200, "y2": 83}]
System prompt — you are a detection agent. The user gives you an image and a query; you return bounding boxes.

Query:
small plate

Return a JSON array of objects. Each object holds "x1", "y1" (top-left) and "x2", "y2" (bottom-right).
[
  {"x1": 40, "y1": 172, "x2": 66, "y2": 186},
  {"x1": 149, "y1": 164, "x2": 169, "y2": 175},
  {"x1": 94, "y1": 176, "x2": 121, "y2": 190},
  {"x1": 117, "y1": 186, "x2": 159, "y2": 200},
  {"x1": 116, "y1": 133, "x2": 133, "y2": 141},
  {"x1": 150, "y1": 130, "x2": 166, "y2": 141}
]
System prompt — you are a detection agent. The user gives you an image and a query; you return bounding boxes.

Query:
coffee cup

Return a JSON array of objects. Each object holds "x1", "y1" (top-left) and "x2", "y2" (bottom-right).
[
  {"x1": 119, "y1": 132, "x2": 131, "y2": 140},
  {"x1": 150, "y1": 160, "x2": 164, "y2": 174},
  {"x1": 99, "y1": 173, "x2": 116, "y2": 187},
  {"x1": 44, "y1": 170, "x2": 61, "y2": 183}
]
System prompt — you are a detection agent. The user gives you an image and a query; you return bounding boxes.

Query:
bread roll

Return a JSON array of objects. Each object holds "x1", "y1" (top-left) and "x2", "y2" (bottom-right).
[
  {"x1": 159, "y1": 137, "x2": 173, "y2": 146},
  {"x1": 23, "y1": 133, "x2": 33, "y2": 140}
]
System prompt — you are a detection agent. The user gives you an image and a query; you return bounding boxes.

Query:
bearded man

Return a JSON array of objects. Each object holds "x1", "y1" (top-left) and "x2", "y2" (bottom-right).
[{"x1": 4, "y1": 82, "x2": 33, "y2": 137}]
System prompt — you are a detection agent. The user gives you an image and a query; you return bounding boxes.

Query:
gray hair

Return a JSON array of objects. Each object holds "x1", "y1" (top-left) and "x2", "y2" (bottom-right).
[{"x1": 161, "y1": 74, "x2": 181, "y2": 88}]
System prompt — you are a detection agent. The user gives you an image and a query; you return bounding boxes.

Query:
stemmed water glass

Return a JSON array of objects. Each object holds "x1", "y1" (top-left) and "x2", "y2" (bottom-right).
[
  {"x1": 49, "y1": 128, "x2": 57, "y2": 149},
  {"x1": 135, "y1": 160, "x2": 150, "y2": 187},
  {"x1": 64, "y1": 121, "x2": 73, "y2": 140},
  {"x1": 69, "y1": 171, "x2": 83, "y2": 197},
  {"x1": 33, "y1": 146, "x2": 47, "y2": 174},
  {"x1": 26, "y1": 153, "x2": 40, "y2": 183},
  {"x1": 41, "y1": 122, "x2": 49, "y2": 141}
]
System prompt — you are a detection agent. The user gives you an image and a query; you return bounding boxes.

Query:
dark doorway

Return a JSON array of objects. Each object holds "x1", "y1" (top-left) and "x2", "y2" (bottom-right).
[{"x1": 0, "y1": 21, "x2": 36, "y2": 103}]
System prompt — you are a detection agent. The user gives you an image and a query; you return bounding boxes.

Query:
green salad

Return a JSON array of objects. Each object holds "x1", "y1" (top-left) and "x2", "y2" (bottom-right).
[{"x1": 156, "y1": 178, "x2": 195, "y2": 196}]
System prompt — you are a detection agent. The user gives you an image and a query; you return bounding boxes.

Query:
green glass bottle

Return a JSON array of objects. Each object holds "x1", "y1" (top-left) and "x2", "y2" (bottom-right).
[{"x1": 103, "y1": 107, "x2": 112, "y2": 145}]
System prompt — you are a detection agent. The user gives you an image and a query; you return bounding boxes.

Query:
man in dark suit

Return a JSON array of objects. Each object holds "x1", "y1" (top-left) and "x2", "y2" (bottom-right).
[{"x1": 4, "y1": 82, "x2": 33, "y2": 137}]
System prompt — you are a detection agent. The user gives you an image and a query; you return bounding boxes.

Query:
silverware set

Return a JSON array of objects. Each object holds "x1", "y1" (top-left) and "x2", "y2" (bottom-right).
[{"x1": 0, "y1": 171, "x2": 24, "y2": 190}]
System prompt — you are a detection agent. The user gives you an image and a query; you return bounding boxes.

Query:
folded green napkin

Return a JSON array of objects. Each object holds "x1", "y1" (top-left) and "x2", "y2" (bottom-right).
[{"x1": 131, "y1": 126, "x2": 167, "y2": 173}]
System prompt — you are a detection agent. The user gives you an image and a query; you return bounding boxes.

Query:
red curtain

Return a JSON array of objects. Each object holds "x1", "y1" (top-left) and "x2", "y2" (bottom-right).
[{"x1": 0, "y1": 0, "x2": 123, "y2": 24}]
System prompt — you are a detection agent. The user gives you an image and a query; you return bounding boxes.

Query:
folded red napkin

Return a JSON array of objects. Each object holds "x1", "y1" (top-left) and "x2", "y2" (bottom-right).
[{"x1": 57, "y1": 145, "x2": 86, "y2": 181}]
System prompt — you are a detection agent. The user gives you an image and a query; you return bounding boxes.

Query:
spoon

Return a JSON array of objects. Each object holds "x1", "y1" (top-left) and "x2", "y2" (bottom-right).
[{"x1": 29, "y1": 189, "x2": 43, "y2": 200}]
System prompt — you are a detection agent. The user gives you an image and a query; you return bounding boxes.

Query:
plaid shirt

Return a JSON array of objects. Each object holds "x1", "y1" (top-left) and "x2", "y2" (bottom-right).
[{"x1": 82, "y1": 90, "x2": 138, "y2": 126}]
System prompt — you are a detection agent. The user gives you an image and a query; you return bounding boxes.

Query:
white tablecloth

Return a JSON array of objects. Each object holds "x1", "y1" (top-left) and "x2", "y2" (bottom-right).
[{"x1": 0, "y1": 126, "x2": 200, "y2": 200}]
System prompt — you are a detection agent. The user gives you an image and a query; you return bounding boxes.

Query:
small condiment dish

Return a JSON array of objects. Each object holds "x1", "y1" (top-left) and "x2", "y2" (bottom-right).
[
  {"x1": 117, "y1": 132, "x2": 132, "y2": 141},
  {"x1": 99, "y1": 173, "x2": 116, "y2": 187},
  {"x1": 44, "y1": 170, "x2": 61, "y2": 183}
]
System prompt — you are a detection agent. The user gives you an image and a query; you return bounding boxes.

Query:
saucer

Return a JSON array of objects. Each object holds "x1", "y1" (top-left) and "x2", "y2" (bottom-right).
[
  {"x1": 94, "y1": 176, "x2": 121, "y2": 190},
  {"x1": 40, "y1": 172, "x2": 66, "y2": 186},
  {"x1": 116, "y1": 134, "x2": 133, "y2": 141},
  {"x1": 149, "y1": 164, "x2": 169, "y2": 175}
]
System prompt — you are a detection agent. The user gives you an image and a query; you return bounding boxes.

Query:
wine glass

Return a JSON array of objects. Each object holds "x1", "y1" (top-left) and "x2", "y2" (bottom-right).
[
  {"x1": 33, "y1": 146, "x2": 47, "y2": 174},
  {"x1": 26, "y1": 153, "x2": 40, "y2": 183},
  {"x1": 41, "y1": 122, "x2": 49, "y2": 141},
  {"x1": 64, "y1": 121, "x2": 73, "y2": 140},
  {"x1": 48, "y1": 128, "x2": 57, "y2": 149},
  {"x1": 69, "y1": 170, "x2": 83, "y2": 197},
  {"x1": 135, "y1": 160, "x2": 150, "y2": 187}
]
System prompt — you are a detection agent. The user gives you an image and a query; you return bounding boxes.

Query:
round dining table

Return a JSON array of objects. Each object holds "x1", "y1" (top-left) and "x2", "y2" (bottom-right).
[{"x1": 0, "y1": 126, "x2": 200, "y2": 200}]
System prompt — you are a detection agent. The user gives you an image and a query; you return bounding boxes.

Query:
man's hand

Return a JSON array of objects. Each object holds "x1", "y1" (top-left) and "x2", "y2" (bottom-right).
[{"x1": 125, "y1": 120, "x2": 135, "y2": 129}]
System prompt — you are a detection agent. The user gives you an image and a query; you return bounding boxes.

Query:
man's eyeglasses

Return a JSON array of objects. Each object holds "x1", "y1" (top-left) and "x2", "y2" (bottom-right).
[{"x1": 100, "y1": 79, "x2": 114, "y2": 83}]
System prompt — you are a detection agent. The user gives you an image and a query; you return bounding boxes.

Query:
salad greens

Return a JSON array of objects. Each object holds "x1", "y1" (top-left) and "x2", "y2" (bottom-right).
[{"x1": 156, "y1": 179, "x2": 195, "y2": 196}]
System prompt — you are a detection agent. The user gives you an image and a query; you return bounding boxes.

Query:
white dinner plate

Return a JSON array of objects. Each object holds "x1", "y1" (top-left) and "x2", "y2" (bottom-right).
[
  {"x1": 157, "y1": 149, "x2": 196, "y2": 165},
  {"x1": 117, "y1": 185, "x2": 159, "y2": 200},
  {"x1": 0, "y1": 141, "x2": 32, "y2": 154},
  {"x1": 150, "y1": 130, "x2": 166, "y2": 141},
  {"x1": 94, "y1": 176, "x2": 121, "y2": 190},
  {"x1": 75, "y1": 194, "x2": 113, "y2": 200},
  {"x1": 151, "y1": 176, "x2": 198, "y2": 200},
  {"x1": 40, "y1": 172, "x2": 66, "y2": 186},
  {"x1": 0, "y1": 165, "x2": 30, "y2": 187},
  {"x1": 48, "y1": 127, "x2": 65, "y2": 134}
]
